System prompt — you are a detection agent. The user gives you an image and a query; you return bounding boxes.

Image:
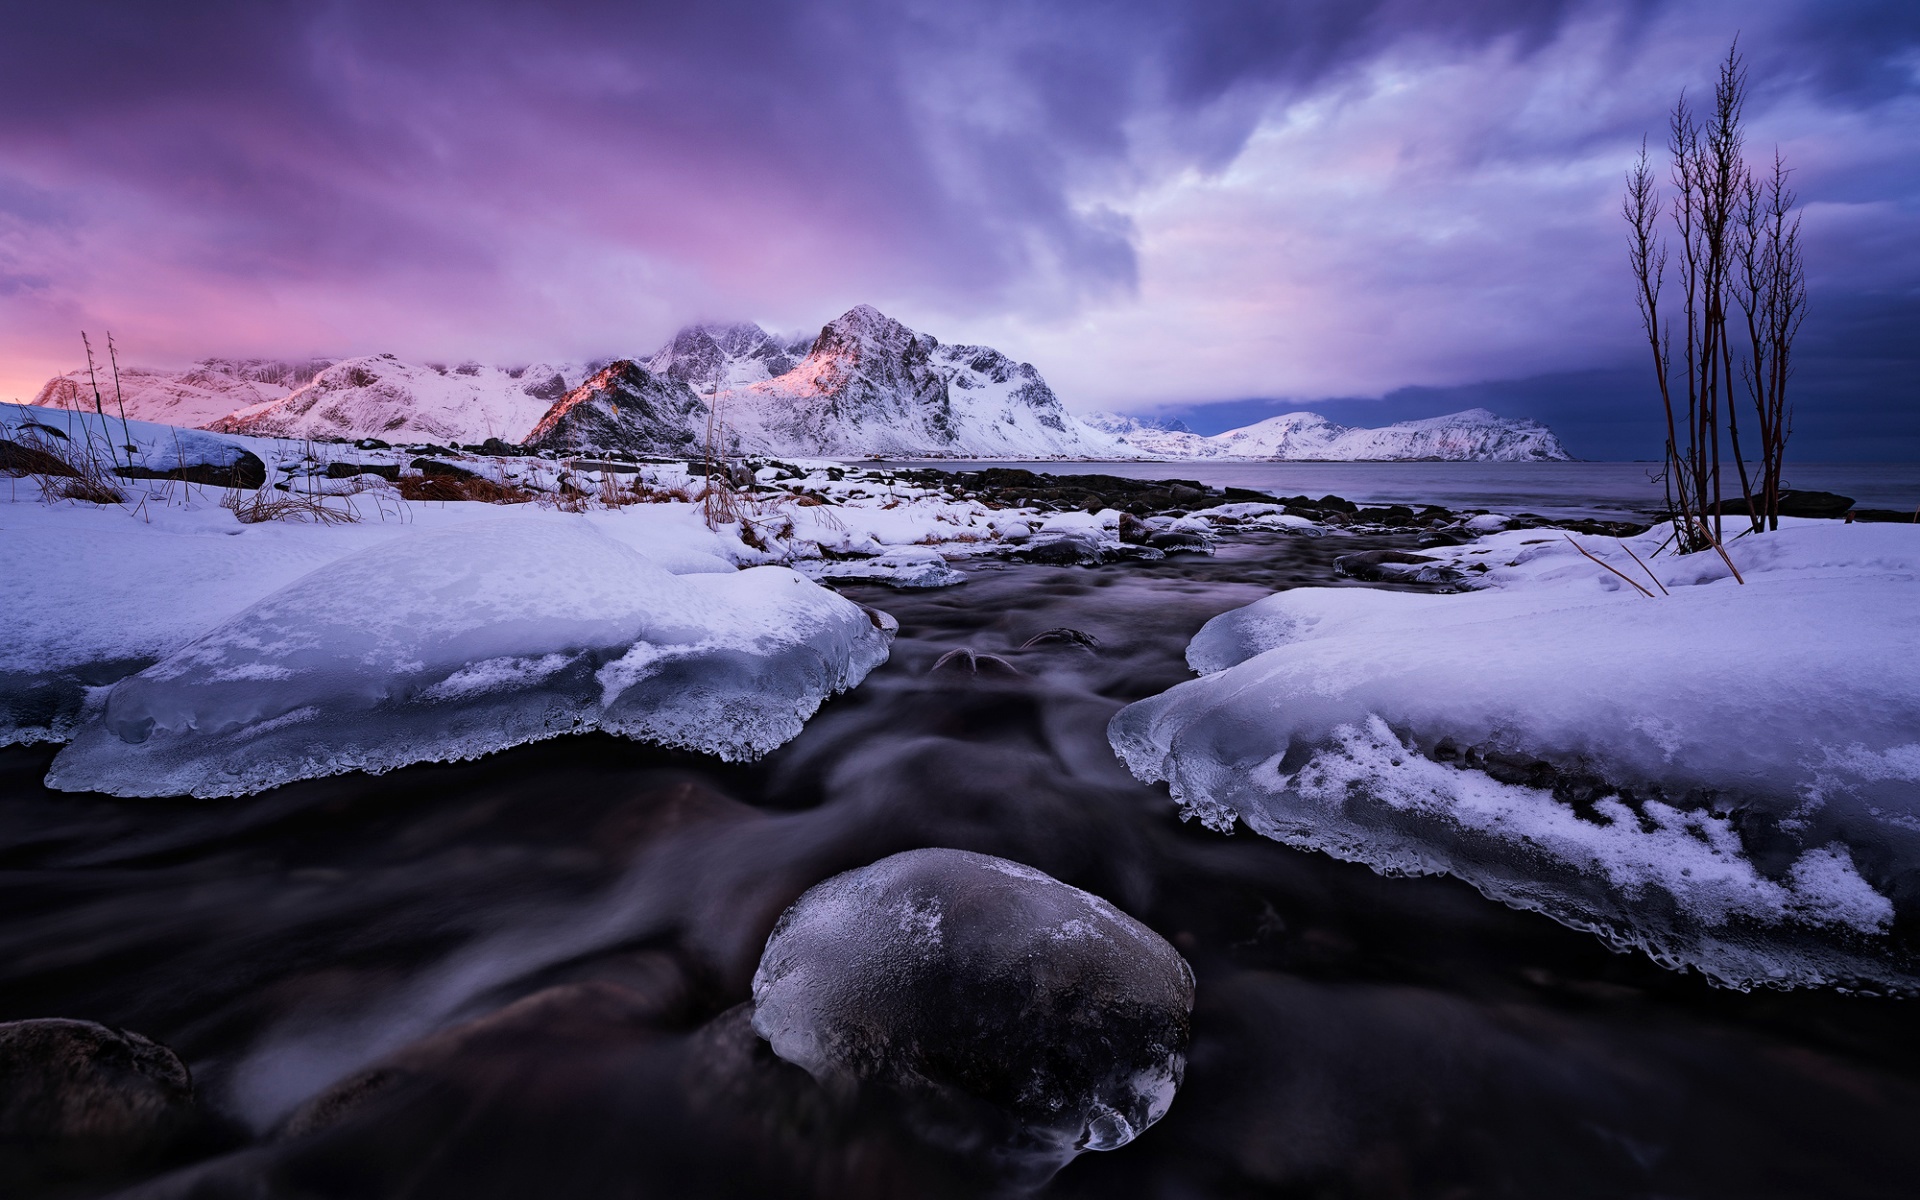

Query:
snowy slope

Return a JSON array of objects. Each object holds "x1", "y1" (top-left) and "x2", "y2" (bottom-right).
[
  {"x1": 1087, "y1": 407, "x2": 1571, "y2": 461},
  {"x1": 32, "y1": 359, "x2": 332, "y2": 429},
  {"x1": 695, "y1": 306, "x2": 1130, "y2": 458},
  {"x1": 212, "y1": 355, "x2": 593, "y2": 444}
]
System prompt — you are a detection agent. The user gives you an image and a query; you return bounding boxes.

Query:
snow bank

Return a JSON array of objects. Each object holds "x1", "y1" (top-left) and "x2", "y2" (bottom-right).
[
  {"x1": 1115, "y1": 522, "x2": 1920, "y2": 990},
  {"x1": 48, "y1": 518, "x2": 890, "y2": 798}
]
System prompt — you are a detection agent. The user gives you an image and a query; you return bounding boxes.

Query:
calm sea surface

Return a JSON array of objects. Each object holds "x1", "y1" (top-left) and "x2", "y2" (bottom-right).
[{"x1": 880, "y1": 460, "x2": 1920, "y2": 519}]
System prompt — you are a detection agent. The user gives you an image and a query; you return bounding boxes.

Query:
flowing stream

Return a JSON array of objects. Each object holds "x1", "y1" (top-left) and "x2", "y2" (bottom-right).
[{"x1": 3, "y1": 529, "x2": 1917, "y2": 1197}]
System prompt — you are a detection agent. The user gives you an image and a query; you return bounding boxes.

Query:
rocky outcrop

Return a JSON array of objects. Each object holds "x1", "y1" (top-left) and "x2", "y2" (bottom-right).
[{"x1": 523, "y1": 360, "x2": 710, "y2": 457}]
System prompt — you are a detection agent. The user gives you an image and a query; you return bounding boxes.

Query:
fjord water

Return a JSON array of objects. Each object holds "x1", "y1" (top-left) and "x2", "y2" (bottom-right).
[
  {"x1": 888, "y1": 460, "x2": 1920, "y2": 518},
  {"x1": 2, "y1": 531, "x2": 1917, "y2": 1197}
]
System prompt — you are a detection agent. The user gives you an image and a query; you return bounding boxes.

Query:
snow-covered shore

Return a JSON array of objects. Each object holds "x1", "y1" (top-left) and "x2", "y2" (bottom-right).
[
  {"x1": 1112, "y1": 519, "x2": 1920, "y2": 992},
  {"x1": 3, "y1": 405, "x2": 902, "y2": 796}
]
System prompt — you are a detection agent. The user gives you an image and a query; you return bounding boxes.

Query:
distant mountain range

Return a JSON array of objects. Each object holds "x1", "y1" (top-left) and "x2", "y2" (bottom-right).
[
  {"x1": 27, "y1": 307, "x2": 1570, "y2": 461},
  {"x1": 1083, "y1": 409, "x2": 1570, "y2": 462}
]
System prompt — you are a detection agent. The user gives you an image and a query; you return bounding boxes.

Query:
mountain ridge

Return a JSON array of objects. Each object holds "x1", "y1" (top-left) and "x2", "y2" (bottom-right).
[{"x1": 25, "y1": 309, "x2": 1572, "y2": 461}]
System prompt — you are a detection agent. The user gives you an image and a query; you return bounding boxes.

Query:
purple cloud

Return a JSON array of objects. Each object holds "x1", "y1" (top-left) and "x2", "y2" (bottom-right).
[{"x1": 0, "y1": 0, "x2": 1915, "y2": 457}]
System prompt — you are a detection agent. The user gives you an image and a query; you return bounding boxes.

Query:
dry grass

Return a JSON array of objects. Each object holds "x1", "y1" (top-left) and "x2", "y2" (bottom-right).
[
  {"x1": 223, "y1": 487, "x2": 360, "y2": 525},
  {"x1": 396, "y1": 473, "x2": 536, "y2": 504}
]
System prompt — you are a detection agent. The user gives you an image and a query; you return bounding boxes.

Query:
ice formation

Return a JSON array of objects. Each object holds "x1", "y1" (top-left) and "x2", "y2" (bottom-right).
[
  {"x1": 1118, "y1": 522, "x2": 1920, "y2": 991},
  {"x1": 751, "y1": 848, "x2": 1194, "y2": 1179},
  {"x1": 47, "y1": 518, "x2": 891, "y2": 798}
]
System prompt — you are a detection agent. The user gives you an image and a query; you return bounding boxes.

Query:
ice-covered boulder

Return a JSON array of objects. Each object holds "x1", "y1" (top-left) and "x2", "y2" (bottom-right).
[
  {"x1": 806, "y1": 546, "x2": 966, "y2": 589},
  {"x1": 1117, "y1": 522, "x2": 1920, "y2": 991},
  {"x1": 48, "y1": 518, "x2": 892, "y2": 797},
  {"x1": 750, "y1": 848, "x2": 1194, "y2": 1179}
]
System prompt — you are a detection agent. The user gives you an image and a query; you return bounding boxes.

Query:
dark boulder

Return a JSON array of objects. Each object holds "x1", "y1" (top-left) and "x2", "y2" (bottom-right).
[
  {"x1": 412, "y1": 457, "x2": 479, "y2": 480},
  {"x1": 113, "y1": 450, "x2": 267, "y2": 489},
  {"x1": 0, "y1": 1018, "x2": 201, "y2": 1191},
  {"x1": 325, "y1": 461, "x2": 402, "y2": 481},
  {"x1": 0, "y1": 438, "x2": 79, "y2": 478}
]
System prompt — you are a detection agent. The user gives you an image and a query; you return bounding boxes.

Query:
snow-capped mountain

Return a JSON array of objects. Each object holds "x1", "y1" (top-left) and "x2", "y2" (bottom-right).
[
  {"x1": 211, "y1": 355, "x2": 594, "y2": 444},
  {"x1": 646, "y1": 323, "x2": 812, "y2": 395},
  {"x1": 1088, "y1": 407, "x2": 1570, "y2": 461},
  {"x1": 703, "y1": 305, "x2": 1126, "y2": 458},
  {"x1": 26, "y1": 317, "x2": 1568, "y2": 461},
  {"x1": 32, "y1": 358, "x2": 332, "y2": 429},
  {"x1": 524, "y1": 360, "x2": 708, "y2": 457}
]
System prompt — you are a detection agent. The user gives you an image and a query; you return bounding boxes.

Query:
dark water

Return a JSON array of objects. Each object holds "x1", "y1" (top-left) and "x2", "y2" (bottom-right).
[{"x1": 4, "y1": 533, "x2": 1919, "y2": 1198}]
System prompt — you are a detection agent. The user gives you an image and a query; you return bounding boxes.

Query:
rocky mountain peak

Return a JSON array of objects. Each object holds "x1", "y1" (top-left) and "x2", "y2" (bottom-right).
[{"x1": 524, "y1": 360, "x2": 706, "y2": 456}]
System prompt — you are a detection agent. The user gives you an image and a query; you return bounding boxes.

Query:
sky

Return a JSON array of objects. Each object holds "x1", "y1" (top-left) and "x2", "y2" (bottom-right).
[{"x1": 1, "y1": 0, "x2": 1916, "y2": 459}]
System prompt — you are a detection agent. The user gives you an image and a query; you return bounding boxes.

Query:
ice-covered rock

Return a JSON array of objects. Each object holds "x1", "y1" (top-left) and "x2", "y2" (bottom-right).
[
  {"x1": 48, "y1": 518, "x2": 892, "y2": 798},
  {"x1": 751, "y1": 848, "x2": 1193, "y2": 1178},
  {"x1": 805, "y1": 545, "x2": 966, "y2": 589},
  {"x1": 1017, "y1": 509, "x2": 1164, "y2": 566},
  {"x1": 1120, "y1": 522, "x2": 1920, "y2": 991}
]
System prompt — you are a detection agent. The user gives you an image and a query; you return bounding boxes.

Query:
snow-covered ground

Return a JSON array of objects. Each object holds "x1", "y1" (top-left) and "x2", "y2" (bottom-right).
[{"x1": 1112, "y1": 520, "x2": 1920, "y2": 991}]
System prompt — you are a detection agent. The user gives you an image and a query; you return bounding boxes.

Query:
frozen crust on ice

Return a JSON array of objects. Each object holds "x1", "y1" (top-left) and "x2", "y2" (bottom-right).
[
  {"x1": 1116, "y1": 523, "x2": 1920, "y2": 991},
  {"x1": 47, "y1": 519, "x2": 891, "y2": 798}
]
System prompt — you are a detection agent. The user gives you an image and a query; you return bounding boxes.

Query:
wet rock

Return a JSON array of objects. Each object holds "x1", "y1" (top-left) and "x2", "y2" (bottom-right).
[
  {"x1": 929, "y1": 648, "x2": 1023, "y2": 678},
  {"x1": 1019, "y1": 628, "x2": 1101, "y2": 652},
  {"x1": 1017, "y1": 534, "x2": 1163, "y2": 567},
  {"x1": 281, "y1": 981, "x2": 683, "y2": 1140},
  {"x1": 750, "y1": 848, "x2": 1195, "y2": 1181},
  {"x1": 1147, "y1": 530, "x2": 1214, "y2": 554},
  {"x1": 1334, "y1": 549, "x2": 1463, "y2": 586},
  {"x1": 0, "y1": 1018, "x2": 200, "y2": 1190}
]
